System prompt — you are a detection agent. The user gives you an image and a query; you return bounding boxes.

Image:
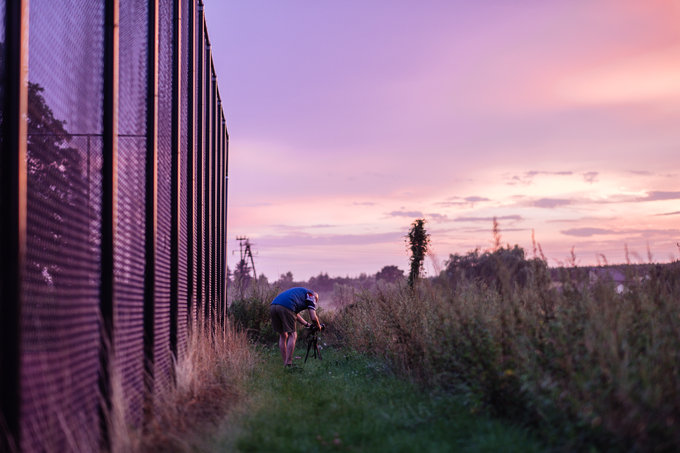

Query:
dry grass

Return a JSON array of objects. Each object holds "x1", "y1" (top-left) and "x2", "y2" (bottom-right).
[{"x1": 131, "y1": 323, "x2": 256, "y2": 453}]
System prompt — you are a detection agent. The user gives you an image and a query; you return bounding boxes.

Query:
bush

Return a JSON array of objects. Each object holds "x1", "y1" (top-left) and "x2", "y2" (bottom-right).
[{"x1": 228, "y1": 287, "x2": 279, "y2": 343}]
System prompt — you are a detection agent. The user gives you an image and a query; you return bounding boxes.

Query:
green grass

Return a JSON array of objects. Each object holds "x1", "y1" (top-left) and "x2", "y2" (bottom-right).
[{"x1": 211, "y1": 346, "x2": 544, "y2": 453}]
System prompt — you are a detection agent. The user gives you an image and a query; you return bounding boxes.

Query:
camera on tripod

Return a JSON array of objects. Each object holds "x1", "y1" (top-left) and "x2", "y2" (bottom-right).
[
  {"x1": 304, "y1": 323, "x2": 326, "y2": 362},
  {"x1": 307, "y1": 323, "x2": 326, "y2": 333}
]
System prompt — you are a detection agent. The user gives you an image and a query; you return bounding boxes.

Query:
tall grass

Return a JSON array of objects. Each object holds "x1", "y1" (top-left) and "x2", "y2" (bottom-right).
[
  {"x1": 131, "y1": 323, "x2": 255, "y2": 452},
  {"x1": 335, "y1": 263, "x2": 680, "y2": 451}
]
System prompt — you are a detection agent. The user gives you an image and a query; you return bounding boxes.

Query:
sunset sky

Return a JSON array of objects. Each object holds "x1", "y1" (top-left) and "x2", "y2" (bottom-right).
[{"x1": 206, "y1": 0, "x2": 680, "y2": 281}]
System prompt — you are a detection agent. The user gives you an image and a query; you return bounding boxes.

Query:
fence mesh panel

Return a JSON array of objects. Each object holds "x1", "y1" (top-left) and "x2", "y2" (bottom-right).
[
  {"x1": 115, "y1": 0, "x2": 149, "y2": 426},
  {"x1": 22, "y1": 1, "x2": 104, "y2": 450}
]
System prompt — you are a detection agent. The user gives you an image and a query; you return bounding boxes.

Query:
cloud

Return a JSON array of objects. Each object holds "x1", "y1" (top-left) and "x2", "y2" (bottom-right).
[
  {"x1": 638, "y1": 191, "x2": 680, "y2": 201},
  {"x1": 273, "y1": 224, "x2": 335, "y2": 232},
  {"x1": 465, "y1": 196, "x2": 490, "y2": 203},
  {"x1": 454, "y1": 215, "x2": 523, "y2": 223},
  {"x1": 436, "y1": 195, "x2": 490, "y2": 207},
  {"x1": 527, "y1": 170, "x2": 573, "y2": 177},
  {"x1": 353, "y1": 201, "x2": 376, "y2": 206},
  {"x1": 561, "y1": 227, "x2": 614, "y2": 237},
  {"x1": 583, "y1": 171, "x2": 598, "y2": 183},
  {"x1": 533, "y1": 198, "x2": 572, "y2": 209},
  {"x1": 387, "y1": 210, "x2": 424, "y2": 218},
  {"x1": 506, "y1": 170, "x2": 573, "y2": 186},
  {"x1": 656, "y1": 211, "x2": 680, "y2": 216},
  {"x1": 258, "y1": 231, "x2": 403, "y2": 248},
  {"x1": 547, "y1": 216, "x2": 616, "y2": 223},
  {"x1": 427, "y1": 213, "x2": 450, "y2": 222},
  {"x1": 562, "y1": 227, "x2": 680, "y2": 237}
]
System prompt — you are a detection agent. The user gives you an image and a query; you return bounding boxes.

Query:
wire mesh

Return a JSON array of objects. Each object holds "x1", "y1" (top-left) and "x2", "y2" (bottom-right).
[{"x1": 22, "y1": 1, "x2": 104, "y2": 450}]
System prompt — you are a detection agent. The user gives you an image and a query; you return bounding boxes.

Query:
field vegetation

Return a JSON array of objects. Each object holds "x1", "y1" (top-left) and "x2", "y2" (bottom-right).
[
  {"x1": 228, "y1": 222, "x2": 680, "y2": 451},
  {"x1": 330, "y1": 251, "x2": 680, "y2": 451}
]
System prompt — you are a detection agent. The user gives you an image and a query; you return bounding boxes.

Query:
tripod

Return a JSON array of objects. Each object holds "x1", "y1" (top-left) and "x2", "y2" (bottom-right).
[{"x1": 304, "y1": 324, "x2": 324, "y2": 363}]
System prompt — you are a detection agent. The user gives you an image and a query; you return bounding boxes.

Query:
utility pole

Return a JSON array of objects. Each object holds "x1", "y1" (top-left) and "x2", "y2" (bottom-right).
[{"x1": 235, "y1": 236, "x2": 257, "y2": 281}]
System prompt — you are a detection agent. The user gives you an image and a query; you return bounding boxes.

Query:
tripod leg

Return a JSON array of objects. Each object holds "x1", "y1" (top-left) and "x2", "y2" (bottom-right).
[{"x1": 305, "y1": 339, "x2": 313, "y2": 363}]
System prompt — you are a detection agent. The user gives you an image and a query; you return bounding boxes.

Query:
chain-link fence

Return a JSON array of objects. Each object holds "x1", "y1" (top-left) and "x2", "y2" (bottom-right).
[{"x1": 0, "y1": 1, "x2": 229, "y2": 450}]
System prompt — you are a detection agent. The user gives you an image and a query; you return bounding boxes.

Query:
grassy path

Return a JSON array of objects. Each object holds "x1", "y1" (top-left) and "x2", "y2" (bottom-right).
[{"x1": 207, "y1": 346, "x2": 544, "y2": 452}]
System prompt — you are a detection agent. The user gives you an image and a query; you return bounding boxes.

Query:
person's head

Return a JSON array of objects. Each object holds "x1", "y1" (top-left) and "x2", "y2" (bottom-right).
[{"x1": 313, "y1": 291, "x2": 319, "y2": 303}]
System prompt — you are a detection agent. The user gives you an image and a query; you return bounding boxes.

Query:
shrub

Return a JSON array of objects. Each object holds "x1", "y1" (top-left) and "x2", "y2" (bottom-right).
[{"x1": 228, "y1": 286, "x2": 279, "y2": 343}]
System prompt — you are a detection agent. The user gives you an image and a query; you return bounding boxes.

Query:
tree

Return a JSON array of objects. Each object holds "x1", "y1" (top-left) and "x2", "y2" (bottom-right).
[
  {"x1": 233, "y1": 259, "x2": 252, "y2": 294},
  {"x1": 309, "y1": 272, "x2": 333, "y2": 292},
  {"x1": 375, "y1": 265, "x2": 405, "y2": 283},
  {"x1": 443, "y1": 245, "x2": 550, "y2": 293},
  {"x1": 406, "y1": 219, "x2": 430, "y2": 289}
]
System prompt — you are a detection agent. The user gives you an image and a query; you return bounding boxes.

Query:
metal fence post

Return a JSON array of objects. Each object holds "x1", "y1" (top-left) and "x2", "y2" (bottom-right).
[
  {"x1": 210, "y1": 66, "x2": 217, "y2": 329},
  {"x1": 186, "y1": 0, "x2": 196, "y2": 331},
  {"x1": 99, "y1": 0, "x2": 119, "y2": 448},
  {"x1": 144, "y1": 0, "x2": 160, "y2": 408},
  {"x1": 203, "y1": 35, "x2": 211, "y2": 327},
  {"x1": 0, "y1": 1, "x2": 29, "y2": 450},
  {"x1": 223, "y1": 118, "x2": 229, "y2": 322},
  {"x1": 197, "y1": 2, "x2": 206, "y2": 328},
  {"x1": 170, "y1": 0, "x2": 182, "y2": 363}
]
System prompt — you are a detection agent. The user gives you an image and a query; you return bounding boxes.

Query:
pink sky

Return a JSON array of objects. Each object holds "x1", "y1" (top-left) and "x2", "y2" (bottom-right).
[{"x1": 205, "y1": 0, "x2": 680, "y2": 281}]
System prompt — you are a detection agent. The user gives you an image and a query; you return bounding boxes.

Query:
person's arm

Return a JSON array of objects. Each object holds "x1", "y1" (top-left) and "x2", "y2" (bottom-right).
[
  {"x1": 309, "y1": 309, "x2": 322, "y2": 329},
  {"x1": 296, "y1": 312, "x2": 311, "y2": 327}
]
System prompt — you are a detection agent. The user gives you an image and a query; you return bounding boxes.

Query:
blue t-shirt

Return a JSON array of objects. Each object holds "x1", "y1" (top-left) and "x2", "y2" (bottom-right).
[{"x1": 271, "y1": 287, "x2": 317, "y2": 314}]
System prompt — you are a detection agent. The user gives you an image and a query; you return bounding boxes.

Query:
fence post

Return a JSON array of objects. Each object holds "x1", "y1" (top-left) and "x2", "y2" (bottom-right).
[
  {"x1": 143, "y1": 0, "x2": 160, "y2": 410},
  {"x1": 0, "y1": 1, "x2": 29, "y2": 450},
  {"x1": 170, "y1": 0, "x2": 182, "y2": 364},
  {"x1": 201, "y1": 37, "x2": 212, "y2": 326},
  {"x1": 196, "y1": 2, "x2": 205, "y2": 329},
  {"x1": 223, "y1": 118, "x2": 229, "y2": 324},
  {"x1": 203, "y1": 32, "x2": 211, "y2": 328},
  {"x1": 210, "y1": 66, "x2": 217, "y2": 330},
  {"x1": 186, "y1": 0, "x2": 196, "y2": 332},
  {"x1": 99, "y1": 0, "x2": 119, "y2": 448}
]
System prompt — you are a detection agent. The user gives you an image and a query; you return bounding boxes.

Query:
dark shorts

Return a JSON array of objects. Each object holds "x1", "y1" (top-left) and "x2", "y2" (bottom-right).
[{"x1": 270, "y1": 304, "x2": 296, "y2": 334}]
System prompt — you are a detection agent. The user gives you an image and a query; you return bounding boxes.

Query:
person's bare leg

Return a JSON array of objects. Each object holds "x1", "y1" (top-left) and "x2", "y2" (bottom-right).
[
  {"x1": 284, "y1": 331, "x2": 297, "y2": 365},
  {"x1": 279, "y1": 333, "x2": 288, "y2": 364}
]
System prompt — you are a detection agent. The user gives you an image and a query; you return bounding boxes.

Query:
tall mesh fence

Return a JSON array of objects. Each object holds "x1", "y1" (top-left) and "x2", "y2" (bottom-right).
[{"x1": 0, "y1": 1, "x2": 229, "y2": 450}]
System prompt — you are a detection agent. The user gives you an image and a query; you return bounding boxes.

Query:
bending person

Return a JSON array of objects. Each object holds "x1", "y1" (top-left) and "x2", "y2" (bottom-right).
[{"x1": 269, "y1": 287, "x2": 321, "y2": 367}]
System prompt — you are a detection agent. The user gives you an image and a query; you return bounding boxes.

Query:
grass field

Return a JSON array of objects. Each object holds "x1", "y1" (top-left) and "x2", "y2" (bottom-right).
[{"x1": 209, "y1": 346, "x2": 543, "y2": 453}]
